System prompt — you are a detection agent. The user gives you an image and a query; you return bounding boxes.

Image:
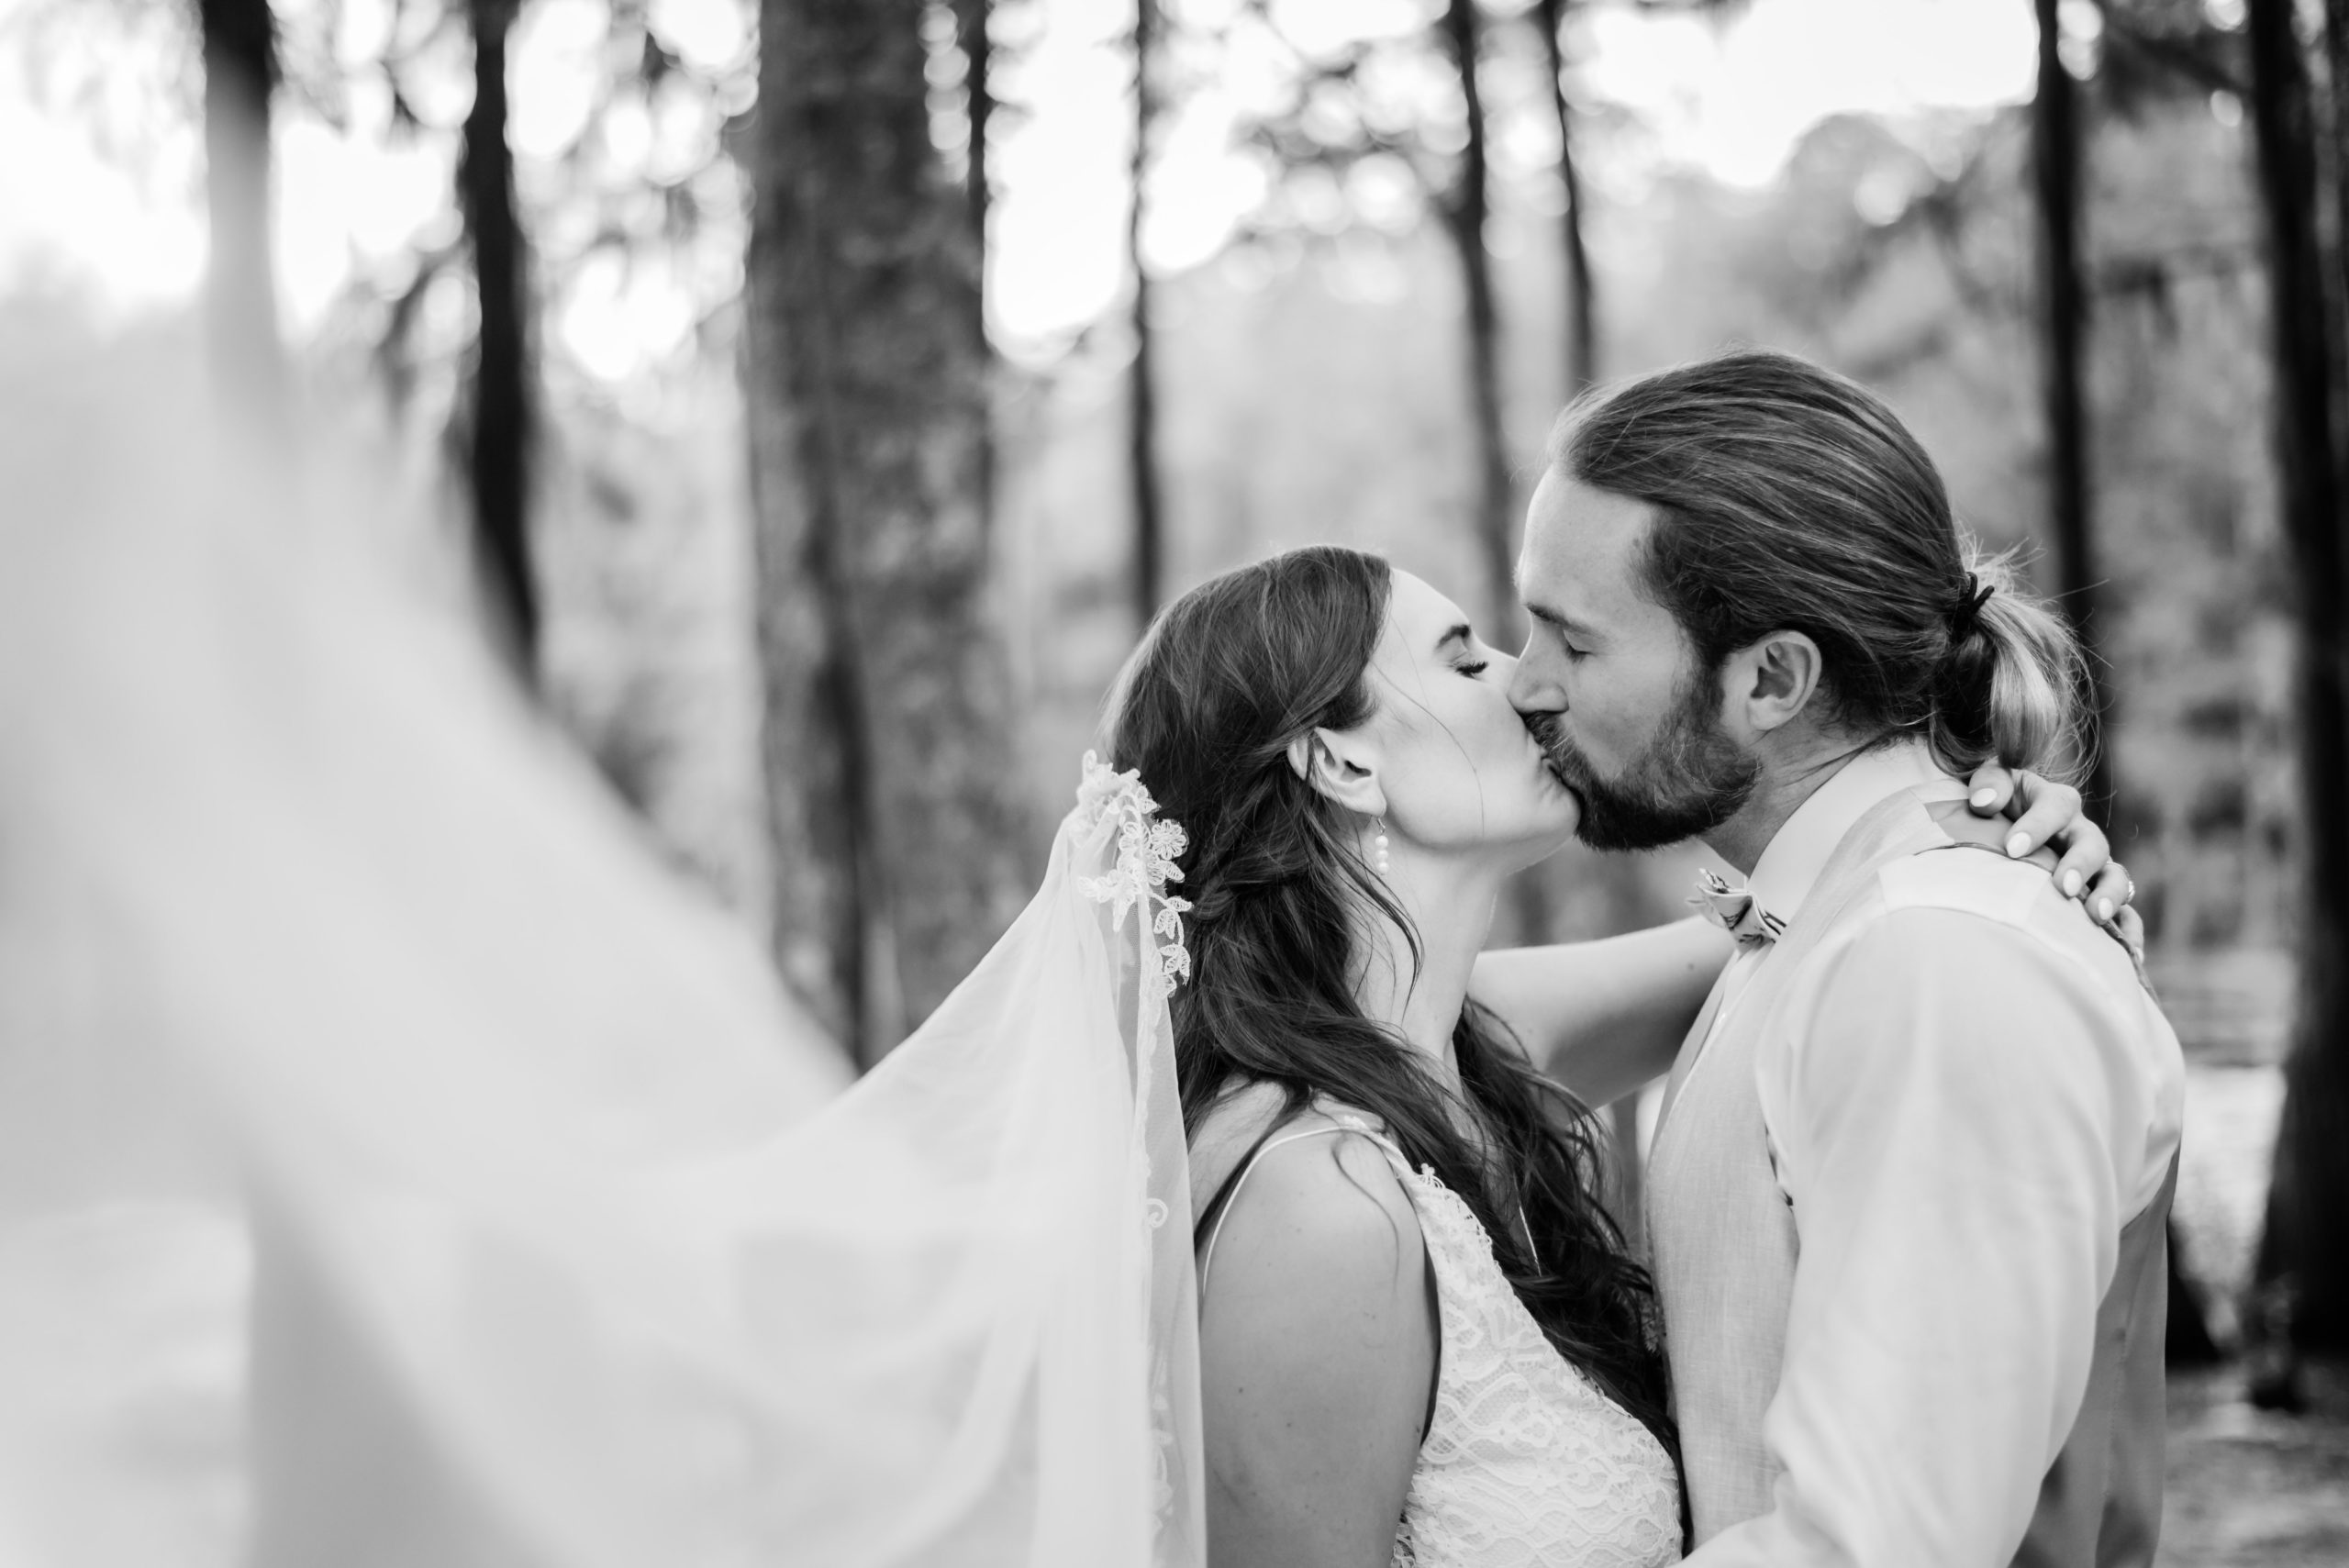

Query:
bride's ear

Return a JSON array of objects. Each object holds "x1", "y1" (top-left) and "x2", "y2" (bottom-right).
[{"x1": 1286, "y1": 728, "x2": 1386, "y2": 817}]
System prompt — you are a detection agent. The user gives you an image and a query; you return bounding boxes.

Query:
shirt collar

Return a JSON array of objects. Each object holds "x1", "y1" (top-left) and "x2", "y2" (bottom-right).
[{"x1": 1742, "y1": 741, "x2": 1959, "y2": 926}]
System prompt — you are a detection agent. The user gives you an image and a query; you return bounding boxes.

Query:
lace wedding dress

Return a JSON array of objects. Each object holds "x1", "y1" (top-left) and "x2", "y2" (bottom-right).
[
  {"x1": 1203, "y1": 1118, "x2": 1683, "y2": 1568},
  {"x1": 1379, "y1": 1140, "x2": 1682, "y2": 1566}
]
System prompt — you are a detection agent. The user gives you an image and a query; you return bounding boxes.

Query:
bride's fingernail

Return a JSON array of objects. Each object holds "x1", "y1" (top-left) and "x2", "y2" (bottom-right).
[
  {"x1": 2061, "y1": 870, "x2": 2083, "y2": 897},
  {"x1": 2096, "y1": 897, "x2": 2115, "y2": 921},
  {"x1": 1970, "y1": 788, "x2": 1997, "y2": 808},
  {"x1": 2005, "y1": 832, "x2": 2030, "y2": 858}
]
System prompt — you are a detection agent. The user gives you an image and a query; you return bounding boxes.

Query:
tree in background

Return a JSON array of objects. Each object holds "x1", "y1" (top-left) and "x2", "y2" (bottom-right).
[
  {"x1": 195, "y1": 0, "x2": 284, "y2": 417},
  {"x1": 955, "y1": 0, "x2": 996, "y2": 546},
  {"x1": 460, "y1": 0, "x2": 540, "y2": 678},
  {"x1": 748, "y1": 0, "x2": 1030, "y2": 1065},
  {"x1": 954, "y1": 0, "x2": 994, "y2": 293},
  {"x1": 1231, "y1": 0, "x2": 1547, "y2": 665},
  {"x1": 1532, "y1": 0, "x2": 1596, "y2": 398},
  {"x1": 2245, "y1": 0, "x2": 2349, "y2": 1406},
  {"x1": 193, "y1": 0, "x2": 540, "y2": 678},
  {"x1": 2032, "y1": 0, "x2": 2115, "y2": 824},
  {"x1": 1130, "y1": 0, "x2": 1168, "y2": 626},
  {"x1": 1436, "y1": 0, "x2": 1515, "y2": 654},
  {"x1": 2333, "y1": 0, "x2": 2349, "y2": 332},
  {"x1": 1438, "y1": 0, "x2": 1557, "y2": 954},
  {"x1": 2081, "y1": 0, "x2": 2253, "y2": 1370}
]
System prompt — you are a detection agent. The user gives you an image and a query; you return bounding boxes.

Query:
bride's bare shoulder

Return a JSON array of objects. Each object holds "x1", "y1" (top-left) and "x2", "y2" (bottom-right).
[
  {"x1": 1190, "y1": 1084, "x2": 1431, "y2": 1466},
  {"x1": 1189, "y1": 1084, "x2": 1419, "y2": 1290},
  {"x1": 1190, "y1": 1093, "x2": 1435, "y2": 1549},
  {"x1": 1188, "y1": 1083, "x2": 1397, "y2": 1208}
]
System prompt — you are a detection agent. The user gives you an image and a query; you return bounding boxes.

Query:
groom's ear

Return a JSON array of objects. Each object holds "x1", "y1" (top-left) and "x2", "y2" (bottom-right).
[
  {"x1": 1286, "y1": 728, "x2": 1387, "y2": 817},
  {"x1": 1731, "y1": 629, "x2": 1825, "y2": 736}
]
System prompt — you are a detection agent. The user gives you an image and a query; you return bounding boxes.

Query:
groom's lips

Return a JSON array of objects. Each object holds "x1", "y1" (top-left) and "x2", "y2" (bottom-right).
[
  {"x1": 1540, "y1": 753, "x2": 1586, "y2": 805},
  {"x1": 1536, "y1": 747, "x2": 1593, "y2": 811}
]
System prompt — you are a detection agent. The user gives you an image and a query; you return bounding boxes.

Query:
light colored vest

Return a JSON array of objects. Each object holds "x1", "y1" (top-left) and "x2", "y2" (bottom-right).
[{"x1": 1645, "y1": 787, "x2": 2176, "y2": 1564}]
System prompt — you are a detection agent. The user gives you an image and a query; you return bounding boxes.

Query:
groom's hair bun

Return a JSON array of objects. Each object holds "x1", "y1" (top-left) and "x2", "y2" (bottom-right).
[{"x1": 1545, "y1": 347, "x2": 2087, "y2": 782}]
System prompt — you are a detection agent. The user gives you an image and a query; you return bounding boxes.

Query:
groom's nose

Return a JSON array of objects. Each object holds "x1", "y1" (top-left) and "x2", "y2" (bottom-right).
[{"x1": 1507, "y1": 634, "x2": 1566, "y2": 717}]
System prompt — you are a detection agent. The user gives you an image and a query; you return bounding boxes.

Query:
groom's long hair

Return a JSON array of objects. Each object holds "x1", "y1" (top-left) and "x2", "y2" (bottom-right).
[
  {"x1": 1106, "y1": 544, "x2": 1676, "y2": 1469},
  {"x1": 1553, "y1": 347, "x2": 2088, "y2": 780}
]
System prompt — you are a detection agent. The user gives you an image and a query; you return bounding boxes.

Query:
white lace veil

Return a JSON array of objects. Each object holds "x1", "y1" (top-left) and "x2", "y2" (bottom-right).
[{"x1": 0, "y1": 363, "x2": 1203, "y2": 1566}]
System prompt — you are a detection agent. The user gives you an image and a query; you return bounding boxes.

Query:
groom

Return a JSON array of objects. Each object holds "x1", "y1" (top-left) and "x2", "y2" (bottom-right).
[{"x1": 1508, "y1": 349, "x2": 2184, "y2": 1566}]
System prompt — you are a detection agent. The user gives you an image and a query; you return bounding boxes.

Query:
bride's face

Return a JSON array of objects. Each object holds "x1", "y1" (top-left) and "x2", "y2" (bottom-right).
[{"x1": 1349, "y1": 570, "x2": 1581, "y2": 873}]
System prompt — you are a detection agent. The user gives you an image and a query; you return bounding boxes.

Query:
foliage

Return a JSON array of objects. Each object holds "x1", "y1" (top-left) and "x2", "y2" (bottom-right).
[{"x1": 10, "y1": 0, "x2": 2315, "y2": 969}]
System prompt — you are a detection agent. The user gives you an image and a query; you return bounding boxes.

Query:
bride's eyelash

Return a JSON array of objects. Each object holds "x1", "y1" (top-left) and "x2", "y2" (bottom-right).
[{"x1": 1457, "y1": 660, "x2": 1489, "y2": 676}]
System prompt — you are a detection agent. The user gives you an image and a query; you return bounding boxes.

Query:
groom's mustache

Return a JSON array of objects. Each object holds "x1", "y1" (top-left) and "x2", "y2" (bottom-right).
[{"x1": 1523, "y1": 711, "x2": 1589, "y2": 786}]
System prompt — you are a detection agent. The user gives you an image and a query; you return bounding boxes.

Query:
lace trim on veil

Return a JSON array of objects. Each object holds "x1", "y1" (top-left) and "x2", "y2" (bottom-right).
[
  {"x1": 1073, "y1": 750, "x2": 1194, "y2": 1002},
  {"x1": 1071, "y1": 751, "x2": 1198, "y2": 1552}
]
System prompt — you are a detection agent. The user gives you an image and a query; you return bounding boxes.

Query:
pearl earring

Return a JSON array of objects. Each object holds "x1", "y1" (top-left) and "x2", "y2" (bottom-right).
[{"x1": 1372, "y1": 818, "x2": 1391, "y2": 876}]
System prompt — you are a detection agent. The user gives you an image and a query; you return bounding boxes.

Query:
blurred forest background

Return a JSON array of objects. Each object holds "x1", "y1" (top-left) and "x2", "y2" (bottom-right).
[{"x1": 5, "y1": 0, "x2": 2348, "y2": 1559}]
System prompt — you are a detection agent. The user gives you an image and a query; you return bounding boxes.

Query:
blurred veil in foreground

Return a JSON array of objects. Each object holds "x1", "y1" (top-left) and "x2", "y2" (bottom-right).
[{"x1": 0, "y1": 328, "x2": 1203, "y2": 1568}]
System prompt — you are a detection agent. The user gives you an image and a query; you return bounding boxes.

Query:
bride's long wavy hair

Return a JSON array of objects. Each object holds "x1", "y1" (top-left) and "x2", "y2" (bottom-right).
[{"x1": 1106, "y1": 543, "x2": 1675, "y2": 1463}]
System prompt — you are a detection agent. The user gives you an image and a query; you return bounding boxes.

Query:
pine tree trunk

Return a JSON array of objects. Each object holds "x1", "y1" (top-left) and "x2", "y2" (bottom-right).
[
  {"x1": 2247, "y1": 0, "x2": 2349, "y2": 1390},
  {"x1": 748, "y1": 0, "x2": 1031, "y2": 1066},
  {"x1": 1439, "y1": 0, "x2": 1515, "y2": 654},
  {"x1": 1442, "y1": 0, "x2": 1549, "y2": 949},
  {"x1": 2031, "y1": 0, "x2": 2112, "y2": 825},
  {"x1": 195, "y1": 0, "x2": 284, "y2": 419},
  {"x1": 461, "y1": 0, "x2": 538, "y2": 675},
  {"x1": 2035, "y1": 0, "x2": 2221, "y2": 1367},
  {"x1": 1130, "y1": 0, "x2": 1166, "y2": 628},
  {"x1": 954, "y1": 0, "x2": 995, "y2": 544},
  {"x1": 954, "y1": 0, "x2": 992, "y2": 301},
  {"x1": 1533, "y1": 0, "x2": 1597, "y2": 399},
  {"x1": 2331, "y1": 0, "x2": 2349, "y2": 350}
]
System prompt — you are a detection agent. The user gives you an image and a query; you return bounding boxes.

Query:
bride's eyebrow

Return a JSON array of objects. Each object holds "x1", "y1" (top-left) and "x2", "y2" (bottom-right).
[{"x1": 1434, "y1": 623, "x2": 1473, "y2": 654}]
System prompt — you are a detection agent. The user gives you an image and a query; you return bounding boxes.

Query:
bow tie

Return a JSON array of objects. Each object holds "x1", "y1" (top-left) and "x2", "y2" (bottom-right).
[{"x1": 1690, "y1": 869, "x2": 1786, "y2": 950}]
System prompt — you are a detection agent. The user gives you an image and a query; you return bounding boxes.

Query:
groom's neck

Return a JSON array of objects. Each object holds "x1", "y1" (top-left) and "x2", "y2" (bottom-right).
[{"x1": 1703, "y1": 729, "x2": 1879, "y2": 876}]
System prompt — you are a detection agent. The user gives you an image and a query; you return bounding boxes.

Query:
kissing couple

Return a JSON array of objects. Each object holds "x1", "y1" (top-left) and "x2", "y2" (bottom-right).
[
  {"x1": 47, "y1": 345, "x2": 2181, "y2": 1566},
  {"x1": 870, "y1": 346, "x2": 2180, "y2": 1567}
]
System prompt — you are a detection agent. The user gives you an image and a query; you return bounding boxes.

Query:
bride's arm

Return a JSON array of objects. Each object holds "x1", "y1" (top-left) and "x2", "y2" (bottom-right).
[
  {"x1": 1476, "y1": 767, "x2": 2146, "y2": 1110},
  {"x1": 1473, "y1": 918, "x2": 1730, "y2": 1109},
  {"x1": 1198, "y1": 1129, "x2": 1434, "y2": 1567}
]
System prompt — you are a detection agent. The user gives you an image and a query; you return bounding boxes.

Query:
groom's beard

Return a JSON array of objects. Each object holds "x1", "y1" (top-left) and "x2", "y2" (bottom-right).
[{"x1": 1529, "y1": 669, "x2": 1763, "y2": 852}]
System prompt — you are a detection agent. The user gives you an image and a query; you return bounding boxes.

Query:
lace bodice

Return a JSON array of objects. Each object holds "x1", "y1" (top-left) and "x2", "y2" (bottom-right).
[
  {"x1": 1361, "y1": 1125, "x2": 1683, "y2": 1568},
  {"x1": 1197, "y1": 1116, "x2": 1683, "y2": 1567}
]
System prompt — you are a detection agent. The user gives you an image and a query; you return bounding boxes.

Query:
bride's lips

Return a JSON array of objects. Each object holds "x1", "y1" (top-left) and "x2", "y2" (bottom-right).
[
  {"x1": 1531, "y1": 740, "x2": 1586, "y2": 809},
  {"x1": 1532, "y1": 746, "x2": 1584, "y2": 806}
]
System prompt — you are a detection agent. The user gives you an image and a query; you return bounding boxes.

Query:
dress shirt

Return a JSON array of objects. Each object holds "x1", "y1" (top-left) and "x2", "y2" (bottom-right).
[
  {"x1": 1683, "y1": 744, "x2": 1953, "y2": 1069},
  {"x1": 1680, "y1": 740, "x2": 2186, "y2": 1568}
]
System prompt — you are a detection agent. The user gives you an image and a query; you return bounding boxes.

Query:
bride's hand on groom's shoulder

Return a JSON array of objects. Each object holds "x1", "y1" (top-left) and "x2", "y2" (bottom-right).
[{"x1": 1963, "y1": 763, "x2": 2145, "y2": 962}]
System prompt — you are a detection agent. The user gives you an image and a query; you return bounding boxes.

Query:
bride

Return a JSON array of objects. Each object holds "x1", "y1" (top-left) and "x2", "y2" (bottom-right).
[
  {"x1": 1, "y1": 439, "x2": 2128, "y2": 1568},
  {"x1": 1101, "y1": 545, "x2": 2125, "y2": 1565}
]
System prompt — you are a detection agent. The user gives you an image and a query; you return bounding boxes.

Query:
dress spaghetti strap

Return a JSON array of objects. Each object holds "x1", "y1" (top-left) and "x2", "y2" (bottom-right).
[{"x1": 1195, "y1": 1118, "x2": 1409, "y2": 1301}]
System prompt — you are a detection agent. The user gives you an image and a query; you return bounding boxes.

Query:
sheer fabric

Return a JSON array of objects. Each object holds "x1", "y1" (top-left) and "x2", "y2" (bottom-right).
[{"x1": 0, "y1": 373, "x2": 1202, "y2": 1567}]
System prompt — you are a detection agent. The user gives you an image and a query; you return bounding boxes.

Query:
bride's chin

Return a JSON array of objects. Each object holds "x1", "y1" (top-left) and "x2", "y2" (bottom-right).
[
  {"x1": 1503, "y1": 815, "x2": 1581, "y2": 875},
  {"x1": 1542, "y1": 788, "x2": 1583, "y2": 840}
]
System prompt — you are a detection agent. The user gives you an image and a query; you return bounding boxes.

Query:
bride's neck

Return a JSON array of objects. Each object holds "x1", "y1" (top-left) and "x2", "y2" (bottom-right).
[{"x1": 1350, "y1": 854, "x2": 1499, "y2": 1082}]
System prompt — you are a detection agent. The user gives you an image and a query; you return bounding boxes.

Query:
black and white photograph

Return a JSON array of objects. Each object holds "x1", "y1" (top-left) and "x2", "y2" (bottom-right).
[{"x1": 0, "y1": 0, "x2": 2343, "y2": 1562}]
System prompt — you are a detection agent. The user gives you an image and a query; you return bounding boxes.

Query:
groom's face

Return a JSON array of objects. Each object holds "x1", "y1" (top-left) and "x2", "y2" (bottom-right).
[{"x1": 1508, "y1": 473, "x2": 1761, "y2": 851}]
